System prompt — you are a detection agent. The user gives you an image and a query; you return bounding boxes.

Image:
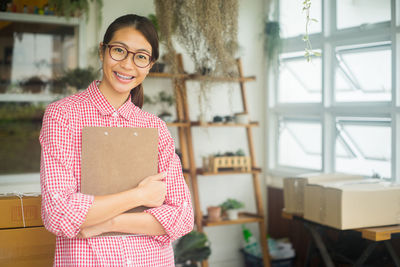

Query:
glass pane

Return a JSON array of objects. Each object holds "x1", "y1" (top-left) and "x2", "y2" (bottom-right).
[
  {"x1": 335, "y1": 44, "x2": 391, "y2": 102},
  {"x1": 336, "y1": 0, "x2": 391, "y2": 29},
  {"x1": 279, "y1": 0, "x2": 321, "y2": 38},
  {"x1": 0, "y1": 103, "x2": 44, "y2": 174},
  {"x1": 278, "y1": 119, "x2": 322, "y2": 170},
  {"x1": 335, "y1": 118, "x2": 391, "y2": 178},
  {"x1": 279, "y1": 53, "x2": 322, "y2": 103},
  {"x1": 0, "y1": 20, "x2": 77, "y2": 95}
]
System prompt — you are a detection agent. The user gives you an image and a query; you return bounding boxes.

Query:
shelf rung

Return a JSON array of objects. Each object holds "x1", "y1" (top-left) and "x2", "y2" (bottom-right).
[
  {"x1": 196, "y1": 167, "x2": 261, "y2": 176},
  {"x1": 166, "y1": 121, "x2": 191, "y2": 127},
  {"x1": 202, "y1": 212, "x2": 263, "y2": 227},
  {"x1": 191, "y1": 121, "x2": 259, "y2": 127}
]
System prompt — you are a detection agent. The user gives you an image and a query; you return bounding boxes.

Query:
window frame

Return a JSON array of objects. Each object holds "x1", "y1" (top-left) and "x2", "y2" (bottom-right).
[
  {"x1": 266, "y1": 0, "x2": 400, "y2": 182},
  {"x1": 0, "y1": 12, "x2": 85, "y2": 180}
]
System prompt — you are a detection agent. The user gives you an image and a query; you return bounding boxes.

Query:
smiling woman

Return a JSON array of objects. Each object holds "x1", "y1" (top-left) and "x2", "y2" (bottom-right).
[{"x1": 39, "y1": 14, "x2": 193, "y2": 266}]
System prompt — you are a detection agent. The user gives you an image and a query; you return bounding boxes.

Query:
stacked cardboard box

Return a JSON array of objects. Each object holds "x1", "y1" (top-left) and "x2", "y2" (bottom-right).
[
  {"x1": 0, "y1": 226, "x2": 55, "y2": 267},
  {"x1": 0, "y1": 195, "x2": 42, "y2": 229},
  {"x1": 0, "y1": 178, "x2": 55, "y2": 266},
  {"x1": 283, "y1": 173, "x2": 364, "y2": 215},
  {"x1": 304, "y1": 180, "x2": 400, "y2": 229}
]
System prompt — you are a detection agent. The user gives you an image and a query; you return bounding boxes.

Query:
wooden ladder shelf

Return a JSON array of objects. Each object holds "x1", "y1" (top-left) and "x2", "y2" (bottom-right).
[{"x1": 149, "y1": 54, "x2": 271, "y2": 267}]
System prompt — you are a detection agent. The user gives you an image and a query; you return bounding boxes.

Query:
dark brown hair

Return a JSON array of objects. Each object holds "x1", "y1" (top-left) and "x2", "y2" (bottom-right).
[{"x1": 101, "y1": 14, "x2": 159, "y2": 108}]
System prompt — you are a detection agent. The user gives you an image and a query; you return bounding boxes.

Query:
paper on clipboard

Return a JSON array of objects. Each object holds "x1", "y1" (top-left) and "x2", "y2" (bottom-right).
[{"x1": 81, "y1": 127, "x2": 158, "y2": 213}]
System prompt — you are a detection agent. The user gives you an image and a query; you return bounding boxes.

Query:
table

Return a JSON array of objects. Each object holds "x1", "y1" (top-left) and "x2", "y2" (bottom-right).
[{"x1": 282, "y1": 210, "x2": 400, "y2": 267}]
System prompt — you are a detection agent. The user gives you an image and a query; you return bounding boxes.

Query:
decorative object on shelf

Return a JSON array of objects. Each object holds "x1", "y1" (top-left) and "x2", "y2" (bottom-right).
[
  {"x1": 224, "y1": 115, "x2": 234, "y2": 124},
  {"x1": 144, "y1": 91, "x2": 175, "y2": 122},
  {"x1": 207, "y1": 206, "x2": 222, "y2": 222},
  {"x1": 55, "y1": 67, "x2": 99, "y2": 94},
  {"x1": 202, "y1": 150, "x2": 251, "y2": 173},
  {"x1": 264, "y1": 20, "x2": 281, "y2": 66},
  {"x1": 220, "y1": 198, "x2": 245, "y2": 220},
  {"x1": 234, "y1": 112, "x2": 249, "y2": 124},
  {"x1": 48, "y1": 0, "x2": 103, "y2": 24},
  {"x1": 20, "y1": 76, "x2": 45, "y2": 94},
  {"x1": 174, "y1": 231, "x2": 211, "y2": 267},
  {"x1": 212, "y1": 115, "x2": 224, "y2": 123}
]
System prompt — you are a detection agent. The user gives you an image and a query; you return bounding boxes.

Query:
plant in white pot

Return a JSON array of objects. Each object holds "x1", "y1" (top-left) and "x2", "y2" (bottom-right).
[{"x1": 220, "y1": 198, "x2": 244, "y2": 220}]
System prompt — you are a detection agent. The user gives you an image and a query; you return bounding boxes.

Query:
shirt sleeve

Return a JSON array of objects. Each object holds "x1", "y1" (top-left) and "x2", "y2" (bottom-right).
[
  {"x1": 39, "y1": 104, "x2": 94, "y2": 238},
  {"x1": 144, "y1": 121, "x2": 194, "y2": 246}
]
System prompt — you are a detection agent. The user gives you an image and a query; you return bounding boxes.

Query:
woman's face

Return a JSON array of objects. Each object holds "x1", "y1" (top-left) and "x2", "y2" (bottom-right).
[{"x1": 99, "y1": 27, "x2": 153, "y2": 98}]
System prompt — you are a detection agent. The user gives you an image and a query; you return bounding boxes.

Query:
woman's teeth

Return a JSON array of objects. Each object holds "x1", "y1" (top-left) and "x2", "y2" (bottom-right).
[{"x1": 115, "y1": 72, "x2": 134, "y2": 80}]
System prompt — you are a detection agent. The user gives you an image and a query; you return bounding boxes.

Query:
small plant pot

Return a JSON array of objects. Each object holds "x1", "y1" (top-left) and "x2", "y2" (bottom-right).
[
  {"x1": 227, "y1": 209, "x2": 239, "y2": 220},
  {"x1": 234, "y1": 112, "x2": 249, "y2": 124},
  {"x1": 207, "y1": 206, "x2": 221, "y2": 222},
  {"x1": 198, "y1": 114, "x2": 207, "y2": 125}
]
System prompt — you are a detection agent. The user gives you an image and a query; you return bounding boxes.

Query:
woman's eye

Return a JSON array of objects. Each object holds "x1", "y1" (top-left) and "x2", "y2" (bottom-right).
[
  {"x1": 137, "y1": 54, "x2": 149, "y2": 60},
  {"x1": 114, "y1": 47, "x2": 125, "y2": 54}
]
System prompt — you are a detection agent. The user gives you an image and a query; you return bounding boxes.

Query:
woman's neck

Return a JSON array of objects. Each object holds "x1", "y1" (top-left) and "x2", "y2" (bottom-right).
[{"x1": 98, "y1": 83, "x2": 130, "y2": 110}]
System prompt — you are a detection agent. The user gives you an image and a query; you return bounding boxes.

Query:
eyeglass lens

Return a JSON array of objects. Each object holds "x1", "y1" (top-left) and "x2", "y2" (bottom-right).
[{"x1": 109, "y1": 45, "x2": 151, "y2": 68}]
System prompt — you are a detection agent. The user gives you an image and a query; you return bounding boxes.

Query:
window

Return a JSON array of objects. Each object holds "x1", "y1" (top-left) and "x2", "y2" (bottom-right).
[
  {"x1": 0, "y1": 12, "x2": 83, "y2": 177},
  {"x1": 268, "y1": 0, "x2": 399, "y2": 181}
]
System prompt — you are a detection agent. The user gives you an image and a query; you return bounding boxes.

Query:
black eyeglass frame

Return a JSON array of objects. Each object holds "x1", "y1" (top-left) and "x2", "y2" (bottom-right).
[{"x1": 103, "y1": 44, "x2": 153, "y2": 68}]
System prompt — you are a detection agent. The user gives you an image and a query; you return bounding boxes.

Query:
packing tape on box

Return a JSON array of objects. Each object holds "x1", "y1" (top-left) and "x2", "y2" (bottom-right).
[{"x1": 0, "y1": 192, "x2": 40, "y2": 227}]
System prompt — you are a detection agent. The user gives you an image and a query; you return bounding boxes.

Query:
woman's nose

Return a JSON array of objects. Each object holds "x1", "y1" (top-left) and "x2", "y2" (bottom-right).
[{"x1": 120, "y1": 54, "x2": 136, "y2": 69}]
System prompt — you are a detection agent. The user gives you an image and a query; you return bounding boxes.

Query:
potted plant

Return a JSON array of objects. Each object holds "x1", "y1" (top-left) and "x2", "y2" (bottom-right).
[
  {"x1": 20, "y1": 76, "x2": 45, "y2": 94},
  {"x1": 48, "y1": 0, "x2": 103, "y2": 25},
  {"x1": 174, "y1": 231, "x2": 211, "y2": 267},
  {"x1": 54, "y1": 67, "x2": 99, "y2": 94},
  {"x1": 153, "y1": 91, "x2": 175, "y2": 122},
  {"x1": 220, "y1": 198, "x2": 244, "y2": 220},
  {"x1": 207, "y1": 206, "x2": 221, "y2": 222}
]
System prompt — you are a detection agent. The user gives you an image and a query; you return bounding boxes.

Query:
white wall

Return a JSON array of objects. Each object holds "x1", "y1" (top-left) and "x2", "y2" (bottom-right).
[{"x1": 85, "y1": 1, "x2": 267, "y2": 266}]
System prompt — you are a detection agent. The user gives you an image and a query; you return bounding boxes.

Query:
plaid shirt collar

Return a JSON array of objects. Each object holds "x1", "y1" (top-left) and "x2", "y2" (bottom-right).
[{"x1": 88, "y1": 80, "x2": 138, "y2": 120}]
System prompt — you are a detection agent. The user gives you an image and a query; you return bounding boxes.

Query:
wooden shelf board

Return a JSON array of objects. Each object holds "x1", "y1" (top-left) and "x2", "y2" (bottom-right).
[
  {"x1": 197, "y1": 167, "x2": 261, "y2": 176},
  {"x1": 203, "y1": 212, "x2": 263, "y2": 227},
  {"x1": 166, "y1": 121, "x2": 190, "y2": 127},
  {"x1": 188, "y1": 74, "x2": 256, "y2": 82},
  {"x1": 148, "y1": 72, "x2": 186, "y2": 78},
  {"x1": 357, "y1": 224, "x2": 400, "y2": 241},
  {"x1": 191, "y1": 121, "x2": 258, "y2": 127},
  {"x1": 147, "y1": 72, "x2": 256, "y2": 82}
]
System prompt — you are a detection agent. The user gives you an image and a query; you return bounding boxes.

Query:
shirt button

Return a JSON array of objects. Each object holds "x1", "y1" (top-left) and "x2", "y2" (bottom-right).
[
  {"x1": 126, "y1": 259, "x2": 132, "y2": 265},
  {"x1": 112, "y1": 112, "x2": 118, "y2": 118},
  {"x1": 121, "y1": 235, "x2": 127, "y2": 240},
  {"x1": 183, "y1": 201, "x2": 188, "y2": 207},
  {"x1": 53, "y1": 193, "x2": 59, "y2": 199}
]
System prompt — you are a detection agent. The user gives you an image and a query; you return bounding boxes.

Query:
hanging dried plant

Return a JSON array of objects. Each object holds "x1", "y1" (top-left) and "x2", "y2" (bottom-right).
[
  {"x1": 154, "y1": 0, "x2": 179, "y2": 74},
  {"x1": 154, "y1": 0, "x2": 239, "y2": 120},
  {"x1": 154, "y1": 0, "x2": 239, "y2": 77}
]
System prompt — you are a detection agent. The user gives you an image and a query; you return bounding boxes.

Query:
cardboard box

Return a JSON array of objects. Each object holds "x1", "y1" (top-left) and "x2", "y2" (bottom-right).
[
  {"x1": 0, "y1": 226, "x2": 55, "y2": 267},
  {"x1": 283, "y1": 173, "x2": 363, "y2": 214},
  {"x1": 304, "y1": 180, "x2": 400, "y2": 229},
  {"x1": 0, "y1": 195, "x2": 42, "y2": 229}
]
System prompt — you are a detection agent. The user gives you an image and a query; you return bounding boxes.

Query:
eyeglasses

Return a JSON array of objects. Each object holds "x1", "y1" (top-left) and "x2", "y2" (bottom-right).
[{"x1": 103, "y1": 44, "x2": 152, "y2": 68}]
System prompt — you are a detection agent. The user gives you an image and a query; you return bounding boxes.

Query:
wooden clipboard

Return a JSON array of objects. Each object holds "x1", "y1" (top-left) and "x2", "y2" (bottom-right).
[{"x1": 81, "y1": 127, "x2": 158, "y2": 213}]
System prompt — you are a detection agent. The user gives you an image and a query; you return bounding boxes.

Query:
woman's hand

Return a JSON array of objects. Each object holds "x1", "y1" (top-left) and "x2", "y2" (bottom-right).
[
  {"x1": 78, "y1": 218, "x2": 113, "y2": 238},
  {"x1": 136, "y1": 172, "x2": 167, "y2": 207}
]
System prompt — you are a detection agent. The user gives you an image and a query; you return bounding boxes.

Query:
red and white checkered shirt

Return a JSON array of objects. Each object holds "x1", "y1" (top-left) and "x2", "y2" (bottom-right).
[{"x1": 40, "y1": 81, "x2": 194, "y2": 266}]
